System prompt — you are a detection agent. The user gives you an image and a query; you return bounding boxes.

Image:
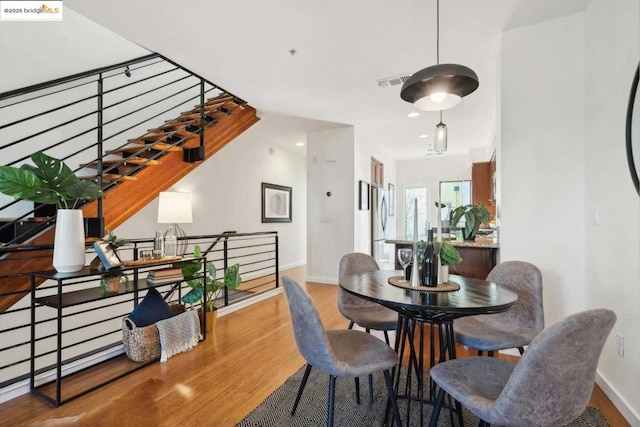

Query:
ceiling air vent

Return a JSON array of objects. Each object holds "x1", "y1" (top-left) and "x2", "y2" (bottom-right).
[{"x1": 376, "y1": 74, "x2": 412, "y2": 88}]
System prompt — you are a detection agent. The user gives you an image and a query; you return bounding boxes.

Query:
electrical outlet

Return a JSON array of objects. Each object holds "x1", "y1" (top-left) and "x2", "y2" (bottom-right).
[{"x1": 616, "y1": 333, "x2": 624, "y2": 357}]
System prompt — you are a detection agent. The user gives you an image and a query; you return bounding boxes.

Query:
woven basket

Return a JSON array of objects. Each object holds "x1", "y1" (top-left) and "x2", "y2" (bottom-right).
[{"x1": 122, "y1": 304, "x2": 185, "y2": 363}]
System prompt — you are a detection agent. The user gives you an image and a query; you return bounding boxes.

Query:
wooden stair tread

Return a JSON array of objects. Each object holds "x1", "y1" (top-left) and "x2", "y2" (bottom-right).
[
  {"x1": 117, "y1": 142, "x2": 182, "y2": 153},
  {"x1": 82, "y1": 157, "x2": 160, "y2": 168},
  {"x1": 80, "y1": 173, "x2": 137, "y2": 182}
]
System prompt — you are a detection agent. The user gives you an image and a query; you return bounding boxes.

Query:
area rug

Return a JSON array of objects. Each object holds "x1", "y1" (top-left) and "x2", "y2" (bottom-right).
[{"x1": 237, "y1": 366, "x2": 610, "y2": 427}]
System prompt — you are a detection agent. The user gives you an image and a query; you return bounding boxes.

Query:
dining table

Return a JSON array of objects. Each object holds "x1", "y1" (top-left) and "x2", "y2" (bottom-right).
[{"x1": 339, "y1": 269, "x2": 519, "y2": 427}]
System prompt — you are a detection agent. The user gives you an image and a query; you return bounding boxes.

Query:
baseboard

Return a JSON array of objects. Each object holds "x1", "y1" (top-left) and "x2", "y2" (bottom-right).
[
  {"x1": 280, "y1": 261, "x2": 306, "y2": 271},
  {"x1": 305, "y1": 276, "x2": 337, "y2": 285},
  {"x1": 596, "y1": 371, "x2": 640, "y2": 426},
  {"x1": 0, "y1": 345, "x2": 125, "y2": 404},
  {"x1": 218, "y1": 288, "x2": 282, "y2": 316}
]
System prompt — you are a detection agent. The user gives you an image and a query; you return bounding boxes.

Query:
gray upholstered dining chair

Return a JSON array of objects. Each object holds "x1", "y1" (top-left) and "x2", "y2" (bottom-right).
[
  {"x1": 282, "y1": 276, "x2": 402, "y2": 427},
  {"x1": 338, "y1": 253, "x2": 398, "y2": 345},
  {"x1": 338, "y1": 253, "x2": 398, "y2": 403},
  {"x1": 429, "y1": 308, "x2": 616, "y2": 427},
  {"x1": 454, "y1": 260, "x2": 543, "y2": 355}
]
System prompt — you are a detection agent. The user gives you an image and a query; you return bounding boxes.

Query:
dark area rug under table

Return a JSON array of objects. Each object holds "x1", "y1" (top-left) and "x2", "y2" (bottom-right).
[{"x1": 237, "y1": 365, "x2": 610, "y2": 427}]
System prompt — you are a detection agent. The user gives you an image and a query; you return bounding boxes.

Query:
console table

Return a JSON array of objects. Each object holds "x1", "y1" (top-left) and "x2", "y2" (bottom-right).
[{"x1": 29, "y1": 257, "x2": 205, "y2": 406}]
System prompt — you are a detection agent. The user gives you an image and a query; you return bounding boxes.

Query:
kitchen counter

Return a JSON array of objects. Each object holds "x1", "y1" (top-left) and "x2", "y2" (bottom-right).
[
  {"x1": 386, "y1": 236, "x2": 499, "y2": 249},
  {"x1": 386, "y1": 236, "x2": 499, "y2": 280}
]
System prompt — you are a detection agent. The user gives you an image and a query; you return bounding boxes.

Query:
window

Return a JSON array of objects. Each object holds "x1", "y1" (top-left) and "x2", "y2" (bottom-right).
[
  {"x1": 403, "y1": 186, "x2": 430, "y2": 240},
  {"x1": 439, "y1": 180, "x2": 471, "y2": 223}
]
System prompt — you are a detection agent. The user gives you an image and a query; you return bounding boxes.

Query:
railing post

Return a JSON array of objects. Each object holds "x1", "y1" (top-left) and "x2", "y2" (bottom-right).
[
  {"x1": 96, "y1": 73, "x2": 104, "y2": 237},
  {"x1": 183, "y1": 78, "x2": 206, "y2": 163},
  {"x1": 275, "y1": 234, "x2": 279, "y2": 288},
  {"x1": 223, "y1": 235, "x2": 229, "y2": 307}
]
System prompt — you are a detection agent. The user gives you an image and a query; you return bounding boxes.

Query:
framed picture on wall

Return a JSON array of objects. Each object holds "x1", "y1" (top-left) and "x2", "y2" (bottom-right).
[
  {"x1": 359, "y1": 180, "x2": 370, "y2": 210},
  {"x1": 388, "y1": 183, "x2": 395, "y2": 216},
  {"x1": 262, "y1": 182, "x2": 292, "y2": 223}
]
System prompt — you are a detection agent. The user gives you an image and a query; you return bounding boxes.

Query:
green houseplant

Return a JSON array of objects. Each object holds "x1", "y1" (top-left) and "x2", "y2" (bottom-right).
[
  {"x1": 175, "y1": 245, "x2": 242, "y2": 331},
  {"x1": 448, "y1": 202, "x2": 491, "y2": 241},
  {"x1": 0, "y1": 152, "x2": 102, "y2": 272}
]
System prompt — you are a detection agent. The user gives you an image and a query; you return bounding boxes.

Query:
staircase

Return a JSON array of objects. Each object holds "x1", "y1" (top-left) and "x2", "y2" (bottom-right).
[{"x1": 0, "y1": 54, "x2": 259, "y2": 312}]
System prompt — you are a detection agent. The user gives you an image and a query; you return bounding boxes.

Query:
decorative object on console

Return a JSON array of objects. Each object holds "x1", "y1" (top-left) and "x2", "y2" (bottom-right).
[
  {"x1": 449, "y1": 202, "x2": 491, "y2": 241},
  {"x1": 93, "y1": 240, "x2": 123, "y2": 270},
  {"x1": 400, "y1": 0, "x2": 479, "y2": 112},
  {"x1": 157, "y1": 191, "x2": 192, "y2": 256},
  {"x1": 261, "y1": 182, "x2": 292, "y2": 222},
  {"x1": 0, "y1": 152, "x2": 102, "y2": 272}
]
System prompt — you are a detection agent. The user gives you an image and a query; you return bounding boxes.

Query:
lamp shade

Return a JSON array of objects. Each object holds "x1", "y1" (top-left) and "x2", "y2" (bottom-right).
[
  {"x1": 400, "y1": 64, "x2": 479, "y2": 111},
  {"x1": 157, "y1": 192, "x2": 193, "y2": 224}
]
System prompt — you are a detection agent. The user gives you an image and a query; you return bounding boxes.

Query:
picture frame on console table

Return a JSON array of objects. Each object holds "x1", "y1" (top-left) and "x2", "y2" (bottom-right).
[
  {"x1": 262, "y1": 182, "x2": 292, "y2": 223},
  {"x1": 93, "y1": 241, "x2": 123, "y2": 270}
]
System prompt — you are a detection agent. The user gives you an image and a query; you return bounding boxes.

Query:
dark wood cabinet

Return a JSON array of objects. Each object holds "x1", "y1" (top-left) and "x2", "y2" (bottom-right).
[{"x1": 472, "y1": 161, "x2": 495, "y2": 219}]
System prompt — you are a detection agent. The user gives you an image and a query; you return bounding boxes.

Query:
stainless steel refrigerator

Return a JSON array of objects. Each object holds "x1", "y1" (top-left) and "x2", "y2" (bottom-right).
[{"x1": 371, "y1": 186, "x2": 390, "y2": 266}]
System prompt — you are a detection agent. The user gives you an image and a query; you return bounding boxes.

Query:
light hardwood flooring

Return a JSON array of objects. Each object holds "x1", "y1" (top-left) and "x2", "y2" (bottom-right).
[{"x1": 0, "y1": 266, "x2": 630, "y2": 426}]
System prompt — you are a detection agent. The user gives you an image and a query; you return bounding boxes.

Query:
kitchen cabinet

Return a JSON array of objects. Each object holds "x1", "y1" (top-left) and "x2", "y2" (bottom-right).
[{"x1": 472, "y1": 161, "x2": 496, "y2": 219}]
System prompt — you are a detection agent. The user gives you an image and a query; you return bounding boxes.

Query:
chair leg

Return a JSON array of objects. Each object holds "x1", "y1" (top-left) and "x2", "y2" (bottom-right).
[
  {"x1": 488, "y1": 350, "x2": 495, "y2": 357},
  {"x1": 383, "y1": 370, "x2": 401, "y2": 427},
  {"x1": 429, "y1": 388, "x2": 446, "y2": 427},
  {"x1": 355, "y1": 377, "x2": 361, "y2": 404},
  {"x1": 518, "y1": 346, "x2": 525, "y2": 355},
  {"x1": 368, "y1": 374, "x2": 374, "y2": 403},
  {"x1": 383, "y1": 330, "x2": 390, "y2": 345},
  {"x1": 348, "y1": 321, "x2": 354, "y2": 329},
  {"x1": 292, "y1": 364, "x2": 312, "y2": 415},
  {"x1": 328, "y1": 375, "x2": 336, "y2": 427},
  {"x1": 477, "y1": 349, "x2": 484, "y2": 356}
]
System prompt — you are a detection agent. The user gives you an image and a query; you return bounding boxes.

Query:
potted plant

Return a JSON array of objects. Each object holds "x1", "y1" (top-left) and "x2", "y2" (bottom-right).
[
  {"x1": 98, "y1": 230, "x2": 130, "y2": 295},
  {"x1": 439, "y1": 241, "x2": 462, "y2": 282},
  {"x1": 0, "y1": 152, "x2": 102, "y2": 272},
  {"x1": 175, "y1": 245, "x2": 242, "y2": 332},
  {"x1": 448, "y1": 203, "x2": 491, "y2": 241}
]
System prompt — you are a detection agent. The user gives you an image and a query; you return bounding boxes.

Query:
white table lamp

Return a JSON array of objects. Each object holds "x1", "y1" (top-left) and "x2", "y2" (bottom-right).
[{"x1": 157, "y1": 191, "x2": 193, "y2": 256}]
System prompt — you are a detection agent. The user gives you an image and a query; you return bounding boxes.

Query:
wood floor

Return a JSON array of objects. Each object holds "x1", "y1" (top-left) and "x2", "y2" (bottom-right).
[{"x1": 0, "y1": 266, "x2": 630, "y2": 426}]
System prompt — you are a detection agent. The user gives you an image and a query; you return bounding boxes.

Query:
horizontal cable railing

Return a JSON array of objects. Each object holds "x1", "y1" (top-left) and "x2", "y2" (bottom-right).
[
  {"x1": 0, "y1": 231, "x2": 278, "y2": 391},
  {"x1": 0, "y1": 53, "x2": 247, "y2": 246}
]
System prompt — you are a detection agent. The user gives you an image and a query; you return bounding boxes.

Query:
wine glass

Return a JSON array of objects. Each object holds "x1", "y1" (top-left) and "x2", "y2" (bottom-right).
[{"x1": 398, "y1": 248, "x2": 413, "y2": 283}]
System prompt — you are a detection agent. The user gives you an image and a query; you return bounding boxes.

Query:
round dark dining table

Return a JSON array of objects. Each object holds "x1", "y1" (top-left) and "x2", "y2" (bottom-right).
[
  {"x1": 339, "y1": 270, "x2": 518, "y2": 322},
  {"x1": 339, "y1": 269, "x2": 519, "y2": 427}
]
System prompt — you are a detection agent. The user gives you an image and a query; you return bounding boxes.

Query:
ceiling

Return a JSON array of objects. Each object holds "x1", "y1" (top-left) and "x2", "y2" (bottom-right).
[{"x1": 66, "y1": 0, "x2": 591, "y2": 160}]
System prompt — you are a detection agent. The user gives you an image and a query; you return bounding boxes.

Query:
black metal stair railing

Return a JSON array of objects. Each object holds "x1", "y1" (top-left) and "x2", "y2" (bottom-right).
[
  {"x1": 0, "y1": 53, "x2": 247, "y2": 246},
  {"x1": 0, "y1": 231, "x2": 279, "y2": 392}
]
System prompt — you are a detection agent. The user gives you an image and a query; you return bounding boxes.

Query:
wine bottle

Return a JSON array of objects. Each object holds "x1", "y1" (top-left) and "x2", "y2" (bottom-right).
[{"x1": 422, "y1": 230, "x2": 436, "y2": 287}]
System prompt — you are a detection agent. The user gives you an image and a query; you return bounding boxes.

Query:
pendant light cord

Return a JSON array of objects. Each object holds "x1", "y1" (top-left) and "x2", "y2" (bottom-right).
[{"x1": 436, "y1": 0, "x2": 440, "y2": 65}]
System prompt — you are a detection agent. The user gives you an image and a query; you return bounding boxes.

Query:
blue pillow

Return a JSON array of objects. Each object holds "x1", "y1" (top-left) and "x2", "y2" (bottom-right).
[{"x1": 127, "y1": 288, "x2": 173, "y2": 327}]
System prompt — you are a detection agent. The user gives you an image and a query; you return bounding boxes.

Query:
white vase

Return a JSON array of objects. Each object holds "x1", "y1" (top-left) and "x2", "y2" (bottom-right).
[
  {"x1": 441, "y1": 264, "x2": 449, "y2": 283},
  {"x1": 53, "y1": 209, "x2": 86, "y2": 273}
]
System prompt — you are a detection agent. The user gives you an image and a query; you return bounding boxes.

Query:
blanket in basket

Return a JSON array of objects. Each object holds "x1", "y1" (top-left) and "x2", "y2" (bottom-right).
[{"x1": 156, "y1": 309, "x2": 201, "y2": 362}]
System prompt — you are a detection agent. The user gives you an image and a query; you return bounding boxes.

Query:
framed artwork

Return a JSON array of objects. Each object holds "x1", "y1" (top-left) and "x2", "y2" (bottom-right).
[
  {"x1": 388, "y1": 183, "x2": 395, "y2": 216},
  {"x1": 359, "y1": 180, "x2": 370, "y2": 210},
  {"x1": 262, "y1": 182, "x2": 292, "y2": 223},
  {"x1": 93, "y1": 241, "x2": 123, "y2": 270}
]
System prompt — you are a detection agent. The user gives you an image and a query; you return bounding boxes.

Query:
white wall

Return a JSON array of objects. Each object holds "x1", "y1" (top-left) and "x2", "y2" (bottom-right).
[
  {"x1": 114, "y1": 117, "x2": 307, "y2": 271},
  {"x1": 584, "y1": 0, "x2": 640, "y2": 422},
  {"x1": 501, "y1": 7, "x2": 640, "y2": 425},
  {"x1": 0, "y1": 8, "x2": 149, "y2": 93},
  {"x1": 396, "y1": 154, "x2": 472, "y2": 233},
  {"x1": 501, "y1": 13, "x2": 586, "y2": 319},
  {"x1": 306, "y1": 126, "x2": 355, "y2": 283}
]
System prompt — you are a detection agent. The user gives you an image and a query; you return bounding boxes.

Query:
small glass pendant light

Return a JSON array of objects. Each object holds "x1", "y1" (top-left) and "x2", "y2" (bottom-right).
[{"x1": 434, "y1": 111, "x2": 447, "y2": 153}]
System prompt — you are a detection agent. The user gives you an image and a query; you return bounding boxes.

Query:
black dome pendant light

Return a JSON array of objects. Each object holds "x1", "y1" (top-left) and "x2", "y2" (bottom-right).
[{"x1": 401, "y1": 0, "x2": 479, "y2": 111}]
